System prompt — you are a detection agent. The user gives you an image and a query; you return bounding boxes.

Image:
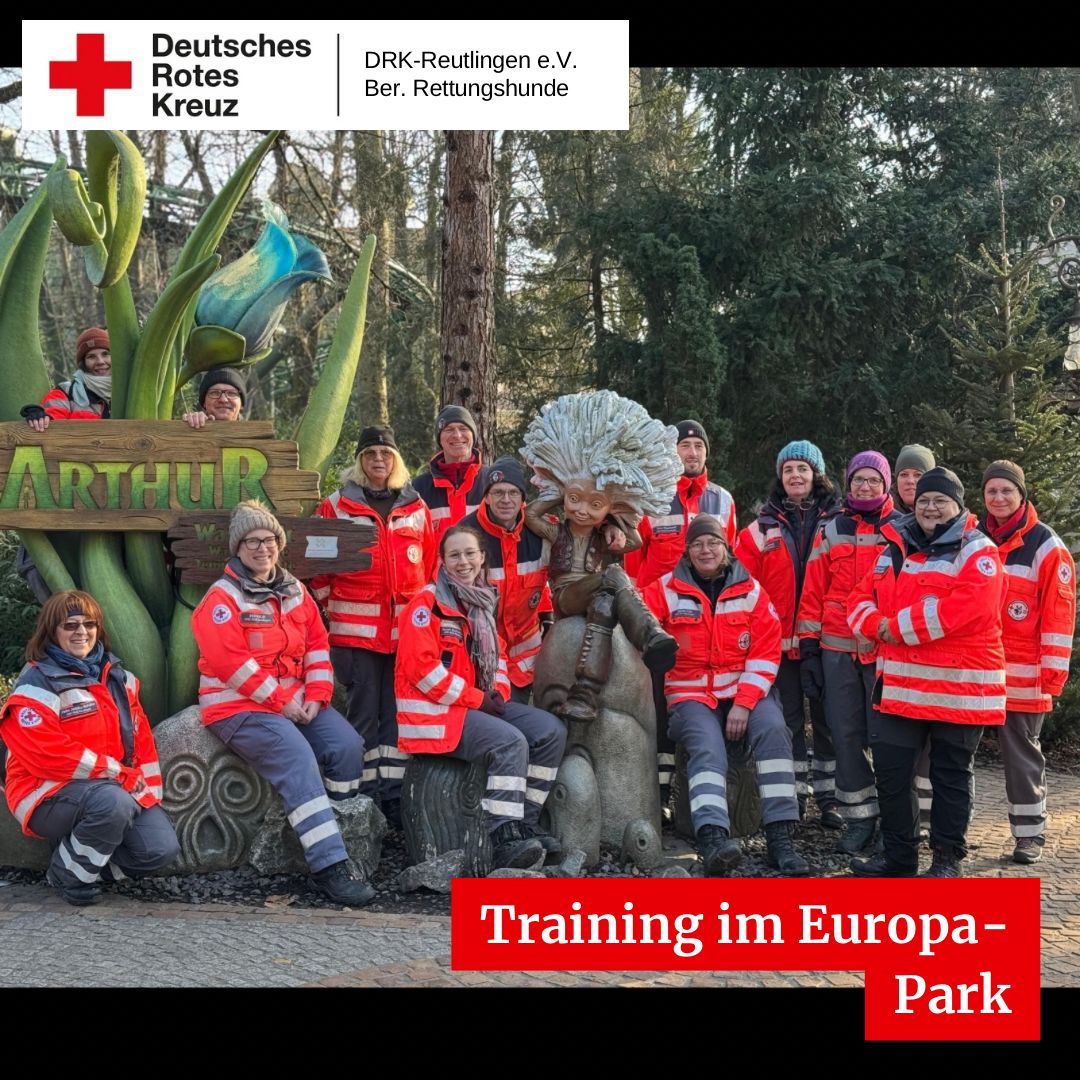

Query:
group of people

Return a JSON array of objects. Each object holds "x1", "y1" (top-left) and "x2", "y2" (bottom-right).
[{"x1": 1, "y1": 336, "x2": 1074, "y2": 906}]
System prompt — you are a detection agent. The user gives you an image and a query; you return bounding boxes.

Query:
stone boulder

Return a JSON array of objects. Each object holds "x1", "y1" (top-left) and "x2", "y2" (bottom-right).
[{"x1": 0, "y1": 801, "x2": 49, "y2": 871}]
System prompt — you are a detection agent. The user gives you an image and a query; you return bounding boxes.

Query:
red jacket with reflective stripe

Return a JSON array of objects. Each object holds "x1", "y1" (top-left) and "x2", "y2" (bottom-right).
[
  {"x1": 796, "y1": 497, "x2": 900, "y2": 660},
  {"x1": 1, "y1": 658, "x2": 161, "y2": 836},
  {"x1": 412, "y1": 454, "x2": 485, "y2": 540},
  {"x1": 192, "y1": 565, "x2": 335, "y2": 726},
  {"x1": 846, "y1": 513, "x2": 1006, "y2": 726},
  {"x1": 460, "y1": 503, "x2": 551, "y2": 688},
  {"x1": 625, "y1": 472, "x2": 737, "y2": 590},
  {"x1": 310, "y1": 483, "x2": 436, "y2": 653},
  {"x1": 979, "y1": 503, "x2": 1076, "y2": 713},
  {"x1": 395, "y1": 576, "x2": 511, "y2": 754},
  {"x1": 643, "y1": 559, "x2": 781, "y2": 711},
  {"x1": 40, "y1": 380, "x2": 109, "y2": 421}
]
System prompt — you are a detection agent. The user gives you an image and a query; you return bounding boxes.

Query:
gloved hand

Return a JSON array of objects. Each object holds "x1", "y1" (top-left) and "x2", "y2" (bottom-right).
[
  {"x1": 479, "y1": 689, "x2": 506, "y2": 716},
  {"x1": 799, "y1": 640, "x2": 825, "y2": 701},
  {"x1": 539, "y1": 612, "x2": 555, "y2": 640}
]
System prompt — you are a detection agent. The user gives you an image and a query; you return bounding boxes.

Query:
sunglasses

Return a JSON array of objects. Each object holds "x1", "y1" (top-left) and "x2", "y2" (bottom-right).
[{"x1": 60, "y1": 620, "x2": 98, "y2": 632}]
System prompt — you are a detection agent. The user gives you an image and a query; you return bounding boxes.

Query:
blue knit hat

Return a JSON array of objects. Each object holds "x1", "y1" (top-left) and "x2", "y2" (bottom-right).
[{"x1": 776, "y1": 440, "x2": 825, "y2": 477}]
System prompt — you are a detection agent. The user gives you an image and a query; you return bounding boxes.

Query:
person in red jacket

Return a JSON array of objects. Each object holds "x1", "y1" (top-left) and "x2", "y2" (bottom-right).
[
  {"x1": 192, "y1": 501, "x2": 375, "y2": 906},
  {"x1": 412, "y1": 405, "x2": 486, "y2": 540},
  {"x1": 395, "y1": 525, "x2": 566, "y2": 870},
  {"x1": 978, "y1": 460, "x2": 1075, "y2": 864},
  {"x1": 310, "y1": 426, "x2": 435, "y2": 826},
  {"x1": 735, "y1": 440, "x2": 841, "y2": 825},
  {"x1": 847, "y1": 468, "x2": 1006, "y2": 878},
  {"x1": 21, "y1": 327, "x2": 112, "y2": 430},
  {"x1": 0, "y1": 591, "x2": 178, "y2": 906},
  {"x1": 643, "y1": 515, "x2": 809, "y2": 875},
  {"x1": 797, "y1": 450, "x2": 902, "y2": 854},
  {"x1": 460, "y1": 456, "x2": 553, "y2": 704}
]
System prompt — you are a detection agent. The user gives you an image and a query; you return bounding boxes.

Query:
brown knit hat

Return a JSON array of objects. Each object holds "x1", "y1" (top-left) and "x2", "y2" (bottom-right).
[
  {"x1": 228, "y1": 500, "x2": 287, "y2": 556},
  {"x1": 982, "y1": 460, "x2": 1026, "y2": 500},
  {"x1": 685, "y1": 514, "x2": 728, "y2": 547},
  {"x1": 76, "y1": 327, "x2": 110, "y2": 368}
]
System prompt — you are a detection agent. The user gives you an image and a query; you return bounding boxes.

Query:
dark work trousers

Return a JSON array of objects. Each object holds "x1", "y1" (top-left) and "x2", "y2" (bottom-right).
[
  {"x1": 210, "y1": 706, "x2": 363, "y2": 873},
  {"x1": 28, "y1": 780, "x2": 179, "y2": 889},
  {"x1": 668, "y1": 691, "x2": 799, "y2": 833},
  {"x1": 821, "y1": 651, "x2": 878, "y2": 821},
  {"x1": 447, "y1": 702, "x2": 567, "y2": 831},
  {"x1": 652, "y1": 670, "x2": 676, "y2": 803},
  {"x1": 775, "y1": 655, "x2": 836, "y2": 808},
  {"x1": 331, "y1": 645, "x2": 404, "y2": 800},
  {"x1": 509, "y1": 683, "x2": 533, "y2": 705},
  {"x1": 915, "y1": 745, "x2": 933, "y2": 830},
  {"x1": 867, "y1": 710, "x2": 983, "y2": 868},
  {"x1": 1000, "y1": 710, "x2": 1047, "y2": 842}
]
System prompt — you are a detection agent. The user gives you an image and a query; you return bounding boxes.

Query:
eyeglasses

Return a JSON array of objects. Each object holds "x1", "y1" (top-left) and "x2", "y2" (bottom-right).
[
  {"x1": 206, "y1": 390, "x2": 241, "y2": 401},
  {"x1": 914, "y1": 497, "x2": 953, "y2": 511},
  {"x1": 688, "y1": 538, "x2": 725, "y2": 552},
  {"x1": 241, "y1": 536, "x2": 279, "y2": 551},
  {"x1": 985, "y1": 486, "x2": 1019, "y2": 499},
  {"x1": 850, "y1": 477, "x2": 884, "y2": 489},
  {"x1": 60, "y1": 620, "x2": 97, "y2": 632},
  {"x1": 445, "y1": 549, "x2": 483, "y2": 560}
]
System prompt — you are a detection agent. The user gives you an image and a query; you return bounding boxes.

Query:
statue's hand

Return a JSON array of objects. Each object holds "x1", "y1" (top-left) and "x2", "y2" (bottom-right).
[{"x1": 604, "y1": 524, "x2": 627, "y2": 551}]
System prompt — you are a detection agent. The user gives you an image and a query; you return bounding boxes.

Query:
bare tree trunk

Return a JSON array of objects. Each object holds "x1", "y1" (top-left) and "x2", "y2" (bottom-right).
[
  {"x1": 494, "y1": 131, "x2": 516, "y2": 300},
  {"x1": 441, "y1": 130, "x2": 496, "y2": 457}
]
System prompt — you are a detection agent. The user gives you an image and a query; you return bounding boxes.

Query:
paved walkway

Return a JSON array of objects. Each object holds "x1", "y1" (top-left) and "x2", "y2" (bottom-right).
[{"x1": 0, "y1": 759, "x2": 1076, "y2": 988}]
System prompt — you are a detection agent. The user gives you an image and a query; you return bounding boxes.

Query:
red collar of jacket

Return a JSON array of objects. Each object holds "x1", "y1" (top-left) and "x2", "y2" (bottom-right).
[
  {"x1": 678, "y1": 471, "x2": 708, "y2": 504},
  {"x1": 430, "y1": 452, "x2": 481, "y2": 489},
  {"x1": 477, "y1": 500, "x2": 523, "y2": 541},
  {"x1": 981, "y1": 501, "x2": 1033, "y2": 547}
]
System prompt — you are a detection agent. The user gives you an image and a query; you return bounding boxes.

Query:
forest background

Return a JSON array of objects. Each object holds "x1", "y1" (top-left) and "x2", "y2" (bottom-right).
[{"x1": 1, "y1": 66, "x2": 1080, "y2": 740}]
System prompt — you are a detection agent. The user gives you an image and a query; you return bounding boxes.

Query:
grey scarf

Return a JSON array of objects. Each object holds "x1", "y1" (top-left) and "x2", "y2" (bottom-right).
[
  {"x1": 70, "y1": 369, "x2": 112, "y2": 405},
  {"x1": 446, "y1": 572, "x2": 500, "y2": 693},
  {"x1": 227, "y1": 556, "x2": 302, "y2": 604}
]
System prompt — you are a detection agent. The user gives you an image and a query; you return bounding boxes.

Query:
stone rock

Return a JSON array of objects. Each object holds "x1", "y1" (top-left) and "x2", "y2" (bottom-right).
[
  {"x1": 248, "y1": 794, "x2": 386, "y2": 878},
  {"x1": 155, "y1": 706, "x2": 275, "y2": 873},
  {"x1": 653, "y1": 864, "x2": 692, "y2": 878},
  {"x1": 487, "y1": 868, "x2": 545, "y2": 878},
  {"x1": 396, "y1": 850, "x2": 466, "y2": 894},
  {"x1": 671, "y1": 738, "x2": 762, "y2": 841},
  {"x1": 533, "y1": 617, "x2": 662, "y2": 869},
  {"x1": 543, "y1": 848, "x2": 587, "y2": 878},
  {"x1": 401, "y1": 756, "x2": 491, "y2": 877},
  {"x1": 0, "y1": 803, "x2": 50, "y2": 871}
]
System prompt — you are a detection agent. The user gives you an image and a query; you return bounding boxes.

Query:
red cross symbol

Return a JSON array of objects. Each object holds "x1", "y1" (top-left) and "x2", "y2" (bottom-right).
[{"x1": 49, "y1": 34, "x2": 132, "y2": 117}]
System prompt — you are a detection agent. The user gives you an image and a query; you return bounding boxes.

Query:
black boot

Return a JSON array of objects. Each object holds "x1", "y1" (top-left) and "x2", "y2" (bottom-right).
[
  {"x1": 491, "y1": 822, "x2": 545, "y2": 870},
  {"x1": 520, "y1": 822, "x2": 563, "y2": 860},
  {"x1": 311, "y1": 860, "x2": 378, "y2": 906},
  {"x1": 849, "y1": 852, "x2": 918, "y2": 878},
  {"x1": 920, "y1": 846, "x2": 963, "y2": 878},
  {"x1": 558, "y1": 609, "x2": 616, "y2": 724},
  {"x1": 46, "y1": 868, "x2": 101, "y2": 907},
  {"x1": 836, "y1": 817, "x2": 878, "y2": 854},
  {"x1": 697, "y1": 824, "x2": 742, "y2": 874},
  {"x1": 765, "y1": 821, "x2": 810, "y2": 876}
]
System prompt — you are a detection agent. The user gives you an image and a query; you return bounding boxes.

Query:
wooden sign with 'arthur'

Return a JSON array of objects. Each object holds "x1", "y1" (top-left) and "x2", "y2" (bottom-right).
[{"x1": 0, "y1": 420, "x2": 322, "y2": 530}]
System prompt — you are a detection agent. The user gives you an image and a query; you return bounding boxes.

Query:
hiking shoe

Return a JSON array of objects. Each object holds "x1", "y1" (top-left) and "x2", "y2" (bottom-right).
[
  {"x1": 849, "y1": 853, "x2": 917, "y2": 878},
  {"x1": 520, "y1": 822, "x2": 563, "y2": 860},
  {"x1": 491, "y1": 822, "x2": 545, "y2": 870},
  {"x1": 835, "y1": 817, "x2": 878, "y2": 854},
  {"x1": 765, "y1": 821, "x2": 810, "y2": 876},
  {"x1": 1012, "y1": 837, "x2": 1043, "y2": 865},
  {"x1": 818, "y1": 803, "x2": 844, "y2": 830},
  {"x1": 697, "y1": 824, "x2": 742, "y2": 874},
  {"x1": 46, "y1": 868, "x2": 102, "y2": 907},
  {"x1": 920, "y1": 846, "x2": 963, "y2": 878},
  {"x1": 311, "y1": 860, "x2": 377, "y2": 906}
]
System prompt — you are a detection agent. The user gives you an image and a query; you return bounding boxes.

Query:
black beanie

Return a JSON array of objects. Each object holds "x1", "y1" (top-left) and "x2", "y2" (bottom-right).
[
  {"x1": 484, "y1": 456, "x2": 527, "y2": 496},
  {"x1": 356, "y1": 425, "x2": 398, "y2": 456},
  {"x1": 198, "y1": 367, "x2": 246, "y2": 409},
  {"x1": 915, "y1": 467, "x2": 965, "y2": 507},
  {"x1": 676, "y1": 420, "x2": 710, "y2": 456},
  {"x1": 685, "y1": 514, "x2": 727, "y2": 547},
  {"x1": 435, "y1": 405, "x2": 478, "y2": 444}
]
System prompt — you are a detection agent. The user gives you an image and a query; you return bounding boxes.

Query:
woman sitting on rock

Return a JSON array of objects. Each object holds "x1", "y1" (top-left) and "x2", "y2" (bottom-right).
[
  {"x1": 191, "y1": 501, "x2": 375, "y2": 906},
  {"x1": 395, "y1": 524, "x2": 567, "y2": 871}
]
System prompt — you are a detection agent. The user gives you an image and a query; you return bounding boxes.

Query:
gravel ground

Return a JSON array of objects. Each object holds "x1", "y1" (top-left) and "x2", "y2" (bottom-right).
[{"x1": 0, "y1": 806, "x2": 857, "y2": 916}]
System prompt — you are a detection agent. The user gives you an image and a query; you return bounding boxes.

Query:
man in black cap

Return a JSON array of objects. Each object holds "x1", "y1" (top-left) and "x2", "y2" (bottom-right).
[
  {"x1": 461, "y1": 456, "x2": 554, "y2": 706},
  {"x1": 413, "y1": 404, "x2": 486, "y2": 540},
  {"x1": 183, "y1": 367, "x2": 246, "y2": 428}
]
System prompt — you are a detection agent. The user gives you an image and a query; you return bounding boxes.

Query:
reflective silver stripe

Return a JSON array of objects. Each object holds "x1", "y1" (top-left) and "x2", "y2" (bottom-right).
[
  {"x1": 390, "y1": 510, "x2": 427, "y2": 531},
  {"x1": 690, "y1": 793, "x2": 727, "y2": 812},
  {"x1": 1005, "y1": 563, "x2": 1037, "y2": 582},
  {"x1": 836, "y1": 784, "x2": 878, "y2": 803},
  {"x1": 304, "y1": 650, "x2": 331, "y2": 665},
  {"x1": 313, "y1": 586, "x2": 331, "y2": 601},
  {"x1": 438, "y1": 674, "x2": 467, "y2": 705},
  {"x1": 73, "y1": 747, "x2": 98, "y2": 780},
  {"x1": 796, "y1": 620, "x2": 821, "y2": 634},
  {"x1": 363, "y1": 748, "x2": 380, "y2": 761},
  {"x1": 884, "y1": 661, "x2": 1005, "y2": 684},
  {"x1": 381, "y1": 765, "x2": 407, "y2": 779},
  {"x1": 299, "y1": 820, "x2": 341, "y2": 850},
  {"x1": 739, "y1": 673, "x2": 772, "y2": 694},
  {"x1": 13, "y1": 684, "x2": 60, "y2": 712},
  {"x1": 14, "y1": 781, "x2": 56, "y2": 825},
  {"x1": 1012, "y1": 823, "x2": 1045, "y2": 837},
  {"x1": 515, "y1": 557, "x2": 548, "y2": 575},
  {"x1": 759, "y1": 783, "x2": 797, "y2": 799},
  {"x1": 399, "y1": 699, "x2": 449, "y2": 716},
  {"x1": 848, "y1": 600, "x2": 874, "y2": 631},
  {"x1": 688, "y1": 770, "x2": 726, "y2": 790},
  {"x1": 918, "y1": 797, "x2": 933, "y2": 810},
  {"x1": 525, "y1": 788, "x2": 547, "y2": 805},
  {"x1": 382, "y1": 746, "x2": 409, "y2": 760},
  {"x1": 281, "y1": 593, "x2": 306, "y2": 615},
  {"x1": 328, "y1": 600, "x2": 381, "y2": 616},
  {"x1": 755, "y1": 759, "x2": 791, "y2": 775},
  {"x1": 399, "y1": 723, "x2": 447, "y2": 739},
  {"x1": 901, "y1": 557, "x2": 961, "y2": 577},
  {"x1": 527, "y1": 764, "x2": 558, "y2": 781},
  {"x1": 745, "y1": 659, "x2": 779, "y2": 676},
  {"x1": 897, "y1": 609, "x2": 918, "y2": 645},
  {"x1": 517, "y1": 655, "x2": 536, "y2": 673},
  {"x1": 59, "y1": 842, "x2": 101, "y2": 883},
  {"x1": 140, "y1": 763, "x2": 161, "y2": 780},
  {"x1": 843, "y1": 802, "x2": 879, "y2": 819},
  {"x1": 418, "y1": 664, "x2": 451, "y2": 693},
  {"x1": 58, "y1": 689, "x2": 95, "y2": 708},
  {"x1": 1006, "y1": 686, "x2": 1042, "y2": 699},
  {"x1": 816, "y1": 759, "x2": 836, "y2": 772},
  {"x1": 509, "y1": 630, "x2": 543, "y2": 657},
  {"x1": 923, "y1": 596, "x2": 944, "y2": 641},
  {"x1": 1009, "y1": 800, "x2": 1046, "y2": 816},
  {"x1": 305, "y1": 670, "x2": 333, "y2": 683},
  {"x1": 1042, "y1": 633, "x2": 1072, "y2": 648},
  {"x1": 69, "y1": 834, "x2": 111, "y2": 867},
  {"x1": 482, "y1": 798, "x2": 524, "y2": 817},
  {"x1": 324, "y1": 776, "x2": 361, "y2": 793},
  {"x1": 489, "y1": 775, "x2": 526, "y2": 792},
  {"x1": 487, "y1": 567, "x2": 506, "y2": 581},
  {"x1": 885, "y1": 687, "x2": 1006, "y2": 711},
  {"x1": 781, "y1": 637, "x2": 797, "y2": 650},
  {"x1": 914, "y1": 776, "x2": 933, "y2": 791},
  {"x1": 649, "y1": 514, "x2": 684, "y2": 529},
  {"x1": 227, "y1": 658, "x2": 260, "y2": 689},
  {"x1": 102, "y1": 756, "x2": 122, "y2": 779},
  {"x1": 497, "y1": 659, "x2": 508, "y2": 672},
  {"x1": 1006, "y1": 663, "x2": 1039, "y2": 678},
  {"x1": 657, "y1": 753, "x2": 676, "y2": 766},
  {"x1": 668, "y1": 677, "x2": 709, "y2": 688},
  {"x1": 199, "y1": 688, "x2": 246, "y2": 707},
  {"x1": 1042, "y1": 656, "x2": 1070, "y2": 671},
  {"x1": 361, "y1": 768, "x2": 378, "y2": 782},
  {"x1": 822, "y1": 633, "x2": 860, "y2": 650},
  {"x1": 1034, "y1": 534, "x2": 1068, "y2": 571},
  {"x1": 249, "y1": 675, "x2": 278, "y2": 704},
  {"x1": 429, "y1": 506, "x2": 452, "y2": 520},
  {"x1": 330, "y1": 621, "x2": 380, "y2": 639},
  {"x1": 146, "y1": 785, "x2": 163, "y2": 799},
  {"x1": 812, "y1": 779, "x2": 836, "y2": 792},
  {"x1": 288, "y1": 795, "x2": 332, "y2": 828}
]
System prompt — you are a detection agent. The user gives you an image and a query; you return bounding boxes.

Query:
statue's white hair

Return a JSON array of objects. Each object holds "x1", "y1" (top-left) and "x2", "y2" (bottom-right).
[{"x1": 521, "y1": 390, "x2": 682, "y2": 517}]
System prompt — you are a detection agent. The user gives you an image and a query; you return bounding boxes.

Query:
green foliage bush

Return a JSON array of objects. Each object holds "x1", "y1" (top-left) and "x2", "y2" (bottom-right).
[{"x1": 0, "y1": 531, "x2": 39, "y2": 677}]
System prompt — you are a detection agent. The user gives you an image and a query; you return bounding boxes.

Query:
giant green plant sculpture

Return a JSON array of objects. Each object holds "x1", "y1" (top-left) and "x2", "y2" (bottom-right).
[{"x1": 0, "y1": 131, "x2": 376, "y2": 722}]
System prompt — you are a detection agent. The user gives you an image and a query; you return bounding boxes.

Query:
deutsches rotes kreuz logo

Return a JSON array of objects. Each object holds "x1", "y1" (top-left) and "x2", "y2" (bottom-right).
[
  {"x1": 18, "y1": 707, "x2": 42, "y2": 728},
  {"x1": 1059, "y1": 562, "x2": 1073, "y2": 585},
  {"x1": 212, "y1": 604, "x2": 232, "y2": 624},
  {"x1": 976, "y1": 556, "x2": 997, "y2": 577},
  {"x1": 412, "y1": 607, "x2": 431, "y2": 628}
]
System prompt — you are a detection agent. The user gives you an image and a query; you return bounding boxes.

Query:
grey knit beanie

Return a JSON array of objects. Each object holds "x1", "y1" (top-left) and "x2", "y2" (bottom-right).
[{"x1": 228, "y1": 500, "x2": 287, "y2": 555}]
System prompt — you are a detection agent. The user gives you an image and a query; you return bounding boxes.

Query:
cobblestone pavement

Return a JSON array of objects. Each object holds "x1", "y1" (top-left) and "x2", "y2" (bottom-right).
[{"x1": 0, "y1": 760, "x2": 1075, "y2": 988}]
